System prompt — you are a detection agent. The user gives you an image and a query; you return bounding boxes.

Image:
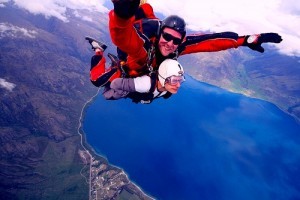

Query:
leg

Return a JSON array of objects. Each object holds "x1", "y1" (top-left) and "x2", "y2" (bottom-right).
[
  {"x1": 90, "y1": 51, "x2": 122, "y2": 87},
  {"x1": 86, "y1": 36, "x2": 121, "y2": 87}
]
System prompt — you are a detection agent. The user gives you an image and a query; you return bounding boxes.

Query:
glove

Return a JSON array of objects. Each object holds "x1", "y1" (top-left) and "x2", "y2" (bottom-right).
[
  {"x1": 112, "y1": 0, "x2": 140, "y2": 19},
  {"x1": 243, "y1": 33, "x2": 282, "y2": 53}
]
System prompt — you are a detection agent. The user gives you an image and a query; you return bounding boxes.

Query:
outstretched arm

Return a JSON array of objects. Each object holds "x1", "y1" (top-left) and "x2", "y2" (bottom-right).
[
  {"x1": 180, "y1": 32, "x2": 239, "y2": 54},
  {"x1": 109, "y1": 0, "x2": 148, "y2": 65},
  {"x1": 180, "y1": 32, "x2": 282, "y2": 55}
]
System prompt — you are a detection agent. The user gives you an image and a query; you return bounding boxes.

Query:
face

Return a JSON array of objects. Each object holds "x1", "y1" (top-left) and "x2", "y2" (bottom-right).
[
  {"x1": 163, "y1": 75, "x2": 184, "y2": 94},
  {"x1": 158, "y1": 27, "x2": 182, "y2": 56},
  {"x1": 164, "y1": 81, "x2": 181, "y2": 94}
]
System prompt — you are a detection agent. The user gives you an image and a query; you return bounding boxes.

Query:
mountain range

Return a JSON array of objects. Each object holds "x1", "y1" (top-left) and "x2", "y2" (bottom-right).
[{"x1": 1, "y1": 3, "x2": 299, "y2": 199}]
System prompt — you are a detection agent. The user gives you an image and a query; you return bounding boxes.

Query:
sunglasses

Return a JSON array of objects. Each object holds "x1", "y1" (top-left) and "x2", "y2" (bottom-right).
[
  {"x1": 161, "y1": 32, "x2": 182, "y2": 45},
  {"x1": 165, "y1": 75, "x2": 185, "y2": 85}
]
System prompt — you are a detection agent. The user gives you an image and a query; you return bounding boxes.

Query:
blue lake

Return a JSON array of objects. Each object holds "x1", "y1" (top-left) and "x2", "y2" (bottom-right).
[{"x1": 83, "y1": 76, "x2": 300, "y2": 200}]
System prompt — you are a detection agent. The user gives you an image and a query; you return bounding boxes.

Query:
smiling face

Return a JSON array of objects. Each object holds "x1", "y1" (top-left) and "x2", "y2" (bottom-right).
[
  {"x1": 164, "y1": 80, "x2": 182, "y2": 94},
  {"x1": 158, "y1": 27, "x2": 182, "y2": 56}
]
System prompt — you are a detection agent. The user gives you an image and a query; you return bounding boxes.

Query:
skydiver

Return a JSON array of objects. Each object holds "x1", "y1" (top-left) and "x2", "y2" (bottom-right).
[
  {"x1": 87, "y1": 38, "x2": 185, "y2": 103},
  {"x1": 86, "y1": 0, "x2": 282, "y2": 103},
  {"x1": 103, "y1": 58, "x2": 185, "y2": 104},
  {"x1": 106, "y1": 0, "x2": 282, "y2": 78}
]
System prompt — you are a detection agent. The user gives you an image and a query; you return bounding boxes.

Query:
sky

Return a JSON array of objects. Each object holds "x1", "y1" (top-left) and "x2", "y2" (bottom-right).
[{"x1": 0, "y1": 0, "x2": 300, "y2": 57}]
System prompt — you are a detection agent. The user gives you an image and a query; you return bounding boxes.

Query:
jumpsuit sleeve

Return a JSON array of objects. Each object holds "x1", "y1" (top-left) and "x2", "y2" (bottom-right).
[
  {"x1": 110, "y1": 75, "x2": 151, "y2": 93},
  {"x1": 179, "y1": 32, "x2": 245, "y2": 55},
  {"x1": 139, "y1": 3, "x2": 157, "y2": 19},
  {"x1": 109, "y1": 10, "x2": 147, "y2": 57},
  {"x1": 109, "y1": 10, "x2": 148, "y2": 75}
]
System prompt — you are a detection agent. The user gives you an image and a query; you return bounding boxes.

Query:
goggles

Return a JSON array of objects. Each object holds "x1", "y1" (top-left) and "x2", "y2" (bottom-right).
[
  {"x1": 161, "y1": 32, "x2": 182, "y2": 45},
  {"x1": 164, "y1": 75, "x2": 185, "y2": 85}
]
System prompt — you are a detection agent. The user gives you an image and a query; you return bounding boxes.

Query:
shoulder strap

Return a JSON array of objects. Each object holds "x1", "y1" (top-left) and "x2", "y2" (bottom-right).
[{"x1": 149, "y1": 71, "x2": 157, "y2": 93}]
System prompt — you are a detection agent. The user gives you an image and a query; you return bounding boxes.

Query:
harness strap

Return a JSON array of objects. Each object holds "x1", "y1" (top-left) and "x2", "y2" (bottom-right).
[
  {"x1": 145, "y1": 40, "x2": 156, "y2": 73},
  {"x1": 149, "y1": 71, "x2": 157, "y2": 93}
]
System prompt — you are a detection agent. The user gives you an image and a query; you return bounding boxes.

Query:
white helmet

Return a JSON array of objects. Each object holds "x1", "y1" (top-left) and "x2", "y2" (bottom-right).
[{"x1": 158, "y1": 59, "x2": 184, "y2": 87}]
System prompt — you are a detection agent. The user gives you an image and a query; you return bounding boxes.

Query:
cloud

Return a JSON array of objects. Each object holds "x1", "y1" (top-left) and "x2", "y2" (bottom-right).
[
  {"x1": 0, "y1": 22, "x2": 37, "y2": 38},
  {"x1": 148, "y1": 0, "x2": 300, "y2": 57},
  {"x1": 0, "y1": 0, "x2": 9, "y2": 7},
  {"x1": 0, "y1": 78, "x2": 16, "y2": 92},
  {"x1": 73, "y1": 10, "x2": 93, "y2": 22},
  {"x1": 12, "y1": 0, "x2": 69, "y2": 22},
  {"x1": 5, "y1": 0, "x2": 108, "y2": 22}
]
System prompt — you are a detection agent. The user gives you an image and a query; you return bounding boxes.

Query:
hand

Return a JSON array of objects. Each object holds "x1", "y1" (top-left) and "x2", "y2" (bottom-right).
[
  {"x1": 112, "y1": 0, "x2": 140, "y2": 19},
  {"x1": 244, "y1": 33, "x2": 283, "y2": 53}
]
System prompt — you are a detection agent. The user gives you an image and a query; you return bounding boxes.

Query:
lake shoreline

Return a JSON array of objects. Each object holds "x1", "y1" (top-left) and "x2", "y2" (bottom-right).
[{"x1": 77, "y1": 89, "x2": 155, "y2": 200}]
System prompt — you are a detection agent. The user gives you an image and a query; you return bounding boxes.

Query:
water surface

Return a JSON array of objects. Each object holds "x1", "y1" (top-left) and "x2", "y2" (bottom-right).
[{"x1": 83, "y1": 76, "x2": 300, "y2": 200}]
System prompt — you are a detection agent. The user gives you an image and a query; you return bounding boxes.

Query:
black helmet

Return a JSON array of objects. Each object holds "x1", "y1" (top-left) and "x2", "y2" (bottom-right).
[{"x1": 161, "y1": 15, "x2": 186, "y2": 38}]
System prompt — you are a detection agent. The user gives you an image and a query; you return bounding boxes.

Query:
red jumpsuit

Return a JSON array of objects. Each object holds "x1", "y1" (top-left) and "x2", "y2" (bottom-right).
[{"x1": 90, "y1": 3, "x2": 157, "y2": 86}]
